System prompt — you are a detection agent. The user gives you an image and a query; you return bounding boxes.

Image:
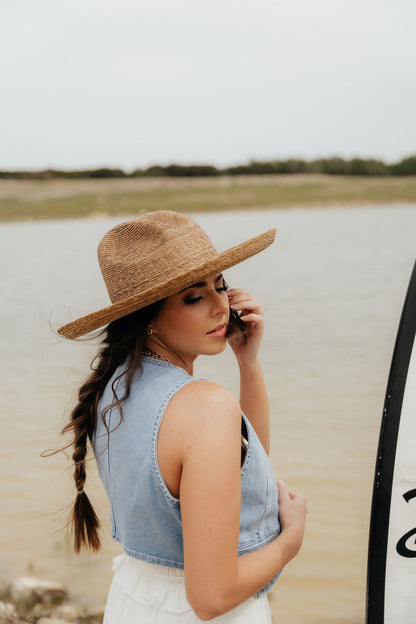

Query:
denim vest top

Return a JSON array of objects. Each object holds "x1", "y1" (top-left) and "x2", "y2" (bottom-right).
[{"x1": 94, "y1": 357, "x2": 281, "y2": 596}]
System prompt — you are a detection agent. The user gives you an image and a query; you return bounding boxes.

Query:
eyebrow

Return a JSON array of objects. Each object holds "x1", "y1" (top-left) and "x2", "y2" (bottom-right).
[{"x1": 180, "y1": 273, "x2": 223, "y2": 292}]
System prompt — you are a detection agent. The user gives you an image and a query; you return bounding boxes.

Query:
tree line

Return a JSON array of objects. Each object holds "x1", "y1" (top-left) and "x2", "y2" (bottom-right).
[{"x1": 1, "y1": 156, "x2": 416, "y2": 179}]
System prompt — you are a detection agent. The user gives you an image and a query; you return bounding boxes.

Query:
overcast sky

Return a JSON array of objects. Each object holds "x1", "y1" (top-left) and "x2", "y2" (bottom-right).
[{"x1": 1, "y1": 0, "x2": 415, "y2": 171}]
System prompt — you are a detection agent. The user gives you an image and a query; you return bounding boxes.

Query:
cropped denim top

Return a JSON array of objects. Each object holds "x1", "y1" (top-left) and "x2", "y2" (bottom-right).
[{"x1": 94, "y1": 357, "x2": 281, "y2": 596}]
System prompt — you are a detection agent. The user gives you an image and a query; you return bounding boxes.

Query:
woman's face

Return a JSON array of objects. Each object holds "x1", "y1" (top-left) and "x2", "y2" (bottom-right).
[{"x1": 151, "y1": 273, "x2": 230, "y2": 360}]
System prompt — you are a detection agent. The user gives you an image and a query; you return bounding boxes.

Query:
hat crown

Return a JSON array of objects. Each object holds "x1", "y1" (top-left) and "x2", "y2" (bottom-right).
[{"x1": 97, "y1": 211, "x2": 217, "y2": 304}]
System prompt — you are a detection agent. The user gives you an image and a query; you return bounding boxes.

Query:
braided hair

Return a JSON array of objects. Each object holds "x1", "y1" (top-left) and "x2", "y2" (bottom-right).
[{"x1": 61, "y1": 300, "x2": 164, "y2": 552}]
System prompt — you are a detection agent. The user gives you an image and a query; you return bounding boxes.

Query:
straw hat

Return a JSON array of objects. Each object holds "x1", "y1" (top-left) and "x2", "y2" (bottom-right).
[{"x1": 58, "y1": 211, "x2": 276, "y2": 339}]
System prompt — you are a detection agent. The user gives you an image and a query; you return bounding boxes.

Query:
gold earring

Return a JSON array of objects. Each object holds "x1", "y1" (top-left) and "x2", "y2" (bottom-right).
[{"x1": 146, "y1": 327, "x2": 153, "y2": 335}]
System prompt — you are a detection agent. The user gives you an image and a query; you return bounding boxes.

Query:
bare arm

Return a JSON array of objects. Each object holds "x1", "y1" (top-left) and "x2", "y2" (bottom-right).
[
  {"x1": 227, "y1": 288, "x2": 270, "y2": 452},
  {"x1": 239, "y1": 359, "x2": 270, "y2": 453},
  {"x1": 170, "y1": 381, "x2": 306, "y2": 621}
]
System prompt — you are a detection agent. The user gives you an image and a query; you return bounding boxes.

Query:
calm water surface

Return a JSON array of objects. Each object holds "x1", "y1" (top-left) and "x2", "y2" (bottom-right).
[{"x1": 0, "y1": 205, "x2": 415, "y2": 624}]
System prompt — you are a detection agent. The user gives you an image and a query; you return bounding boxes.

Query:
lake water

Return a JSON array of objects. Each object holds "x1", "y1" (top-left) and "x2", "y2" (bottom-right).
[{"x1": 0, "y1": 205, "x2": 415, "y2": 623}]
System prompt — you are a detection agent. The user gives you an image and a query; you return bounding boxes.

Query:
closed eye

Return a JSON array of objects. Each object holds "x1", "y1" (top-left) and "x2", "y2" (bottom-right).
[
  {"x1": 183, "y1": 277, "x2": 228, "y2": 305},
  {"x1": 183, "y1": 295, "x2": 202, "y2": 305},
  {"x1": 216, "y1": 279, "x2": 228, "y2": 294}
]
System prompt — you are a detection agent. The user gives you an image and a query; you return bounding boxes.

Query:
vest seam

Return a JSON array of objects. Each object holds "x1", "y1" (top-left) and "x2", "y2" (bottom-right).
[
  {"x1": 116, "y1": 539, "x2": 186, "y2": 569},
  {"x1": 151, "y1": 375, "x2": 203, "y2": 507},
  {"x1": 107, "y1": 373, "x2": 124, "y2": 533},
  {"x1": 106, "y1": 407, "x2": 116, "y2": 530},
  {"x1": 237, "y1": 528, "x2": 279, "y2": 553},
  {"x1": 240, "y1": 413, "x2": 253, "y2": 475},
  {"x1": 257, "y1": 450, "x2": 270, "y2": 539}
]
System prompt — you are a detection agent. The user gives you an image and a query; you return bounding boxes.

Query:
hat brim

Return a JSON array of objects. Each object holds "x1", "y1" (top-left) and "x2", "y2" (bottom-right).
[{"x1": 58, "y1": 228, "x2": 276, "y2": 339}]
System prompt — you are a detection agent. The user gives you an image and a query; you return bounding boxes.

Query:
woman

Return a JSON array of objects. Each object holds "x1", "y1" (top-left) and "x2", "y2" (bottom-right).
[{"x1": 58, "y1": 211, "x2": 307, "y2": 623}]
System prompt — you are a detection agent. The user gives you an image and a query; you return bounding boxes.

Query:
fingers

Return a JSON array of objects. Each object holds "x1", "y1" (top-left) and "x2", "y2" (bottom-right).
[
  {"x1": 227, "y1": 288, "x2": 264, "y2": 361},
  {"x1": 277, "y1": 480, "x2": 289, "y2": 497},
  {"x1": 231, "y1": 301, "x2": 262, "y2": 315},
  {"x1": 237, "y1": 313, "x2": 263, "y2": 326},
  {"x1": 228, "y1": 289, "x2": 263, "y2": 317},
  {"x1": 227, "y1": 289, "x2": 255, "y2": 300},
  {"x1": 278, "y1": 480, "x2": 306, "y2": 504}
]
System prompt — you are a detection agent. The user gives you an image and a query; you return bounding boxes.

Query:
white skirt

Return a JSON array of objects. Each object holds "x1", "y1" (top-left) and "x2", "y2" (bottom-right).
[{"x1": 104, "y1": 554, "x2": 272, "y2": 624}]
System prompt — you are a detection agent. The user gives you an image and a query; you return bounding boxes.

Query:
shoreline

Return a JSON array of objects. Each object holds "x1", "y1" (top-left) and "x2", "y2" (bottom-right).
[{"x1": 0, "y1": 174, "x2": 415, "y2": 222}]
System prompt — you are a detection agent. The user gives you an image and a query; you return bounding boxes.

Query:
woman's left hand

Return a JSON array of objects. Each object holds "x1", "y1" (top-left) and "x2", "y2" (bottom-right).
[{"x1": 227, "y1": 289, "x2": 264, "y2": 366}]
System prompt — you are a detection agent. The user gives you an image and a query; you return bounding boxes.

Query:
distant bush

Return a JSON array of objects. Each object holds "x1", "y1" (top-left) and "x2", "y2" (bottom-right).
[
  {"x1": 0, "y1": 171, "x2": 23, "y2": 179},
  {"x1": 130, "y1": 164, "x2": 220, "y2": 177},
  {"x1": 0, "y1": 168, "x2": 127, "y2": 179},
  {"x1": 311, "y1": 157, "x2": 350, "y2": 175},
  {"x1": 224, "y1": 164, "x2": 255, "y2": 175},
  {"x1": 350, "y1": 158, "x2": 390, "y2": 176},
  {"x1": 142, "y1": 166, "x2": 168, "y2": 177},
  {"x1": 87, "y1": 168, "x2": 127, "y2": 178},
  {"x1": 390, "y1": 156, "x2": 416, "y2": 175},
  {"x1": 1, "y1": 156, "x2": 415, "y2": 179},
  {"x1": 0, "y1": 169, "x2": 58, "y2": 179},
  {"x1": 162, "y1": 164, "x2": 220, "y2": 177},
  {"x1": 225, "y1": 157, "x2": 391, "y2": 176},
  {"x1": 224, "y1": 159, "x2": 309, "y2": 175}
]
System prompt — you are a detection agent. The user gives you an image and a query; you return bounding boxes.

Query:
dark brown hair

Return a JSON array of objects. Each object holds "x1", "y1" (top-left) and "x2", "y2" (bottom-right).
[{"x1": 61, "y1": 299, "x2": 165, "y2": 552}]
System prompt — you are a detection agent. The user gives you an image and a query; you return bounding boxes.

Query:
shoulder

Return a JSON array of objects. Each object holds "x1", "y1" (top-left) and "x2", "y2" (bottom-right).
[
  {"x1": 166, "y1": 380, "x2": 241, "y2": 438},
  {"x1": 175, "y1": 379, "x2": 239, "y2": 416},
  {"x1": 178, "y1": 379, "x2": 237, "y2": 406}
]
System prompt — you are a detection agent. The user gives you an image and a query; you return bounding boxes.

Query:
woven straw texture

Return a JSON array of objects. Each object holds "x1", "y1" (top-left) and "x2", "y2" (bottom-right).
[{"x1": 58, "y1": 211, "x2": 276, "y2": 339}]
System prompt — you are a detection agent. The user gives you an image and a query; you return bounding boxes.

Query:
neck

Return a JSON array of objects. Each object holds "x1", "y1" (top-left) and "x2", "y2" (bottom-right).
[{"x1": 144, "y1": 338, "x2": 195, "y2": 376}]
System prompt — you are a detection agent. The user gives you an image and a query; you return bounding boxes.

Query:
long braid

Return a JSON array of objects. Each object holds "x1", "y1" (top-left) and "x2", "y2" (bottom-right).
[
  {"x1": 62, "y1": 342, "x2": 120, "y2": 551},
  {"x1": 59, "y1": 300, "x2": 164, "y2": 552}
]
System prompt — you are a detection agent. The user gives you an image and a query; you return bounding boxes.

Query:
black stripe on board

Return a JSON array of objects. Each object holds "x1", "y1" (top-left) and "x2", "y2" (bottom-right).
[{"x1": 366, "y1": 260, "x2": 416, "y2": 624}]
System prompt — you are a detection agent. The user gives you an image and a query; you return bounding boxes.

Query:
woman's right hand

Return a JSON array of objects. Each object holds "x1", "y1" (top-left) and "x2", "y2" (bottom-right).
[{"x1": 277, "y1": 480, "x2": 307, "y2": 561}]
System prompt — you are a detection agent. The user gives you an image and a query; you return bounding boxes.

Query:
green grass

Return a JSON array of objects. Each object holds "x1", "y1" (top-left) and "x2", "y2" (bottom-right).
[{"x1": 1, "y1": 175, "x2": 416, "y2": 222}]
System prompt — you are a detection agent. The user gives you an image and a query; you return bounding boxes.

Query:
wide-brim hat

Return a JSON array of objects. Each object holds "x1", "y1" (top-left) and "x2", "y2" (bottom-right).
[{"x1": 58, "y1": 210, "x2": 276, "y2": 339}]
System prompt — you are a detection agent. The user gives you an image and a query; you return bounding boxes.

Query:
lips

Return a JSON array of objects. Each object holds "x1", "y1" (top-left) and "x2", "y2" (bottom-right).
[{"x1": 207, "y1": 322, "x2": 227, "y2": 337}]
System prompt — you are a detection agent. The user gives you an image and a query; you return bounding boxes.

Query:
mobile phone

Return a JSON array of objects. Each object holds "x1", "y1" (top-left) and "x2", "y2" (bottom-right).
[{"x1": 226, "y1": 306, "x2": 247, "y2": 339}]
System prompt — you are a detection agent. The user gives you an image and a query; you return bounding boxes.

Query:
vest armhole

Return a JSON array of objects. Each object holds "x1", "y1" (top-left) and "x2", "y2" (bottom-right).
[{"x1": 151, "y1": 377, "x2": 203, "y2": 506}]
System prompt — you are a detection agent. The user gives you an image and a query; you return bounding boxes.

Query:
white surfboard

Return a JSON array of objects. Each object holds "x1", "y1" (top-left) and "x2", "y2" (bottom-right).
[{"x1": 367, "y1": 260, "x2": 416, "y2": 623}]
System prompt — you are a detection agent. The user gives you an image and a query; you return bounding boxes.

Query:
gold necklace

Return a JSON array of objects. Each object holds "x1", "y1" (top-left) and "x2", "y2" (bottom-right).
[{"x1": 142, "y1": 349, "x2": 171, "y2": 364}]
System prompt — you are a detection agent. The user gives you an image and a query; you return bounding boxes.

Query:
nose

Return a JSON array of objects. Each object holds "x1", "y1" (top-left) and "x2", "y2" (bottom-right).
[{"x1": 211, "y1": 290, "x2": 229, "y2": 318}]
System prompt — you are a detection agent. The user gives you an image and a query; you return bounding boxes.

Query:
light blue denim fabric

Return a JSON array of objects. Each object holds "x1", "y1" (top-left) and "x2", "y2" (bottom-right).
[{"x1": 94, "y1": 357, "x2": 281, "y2": 597}]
